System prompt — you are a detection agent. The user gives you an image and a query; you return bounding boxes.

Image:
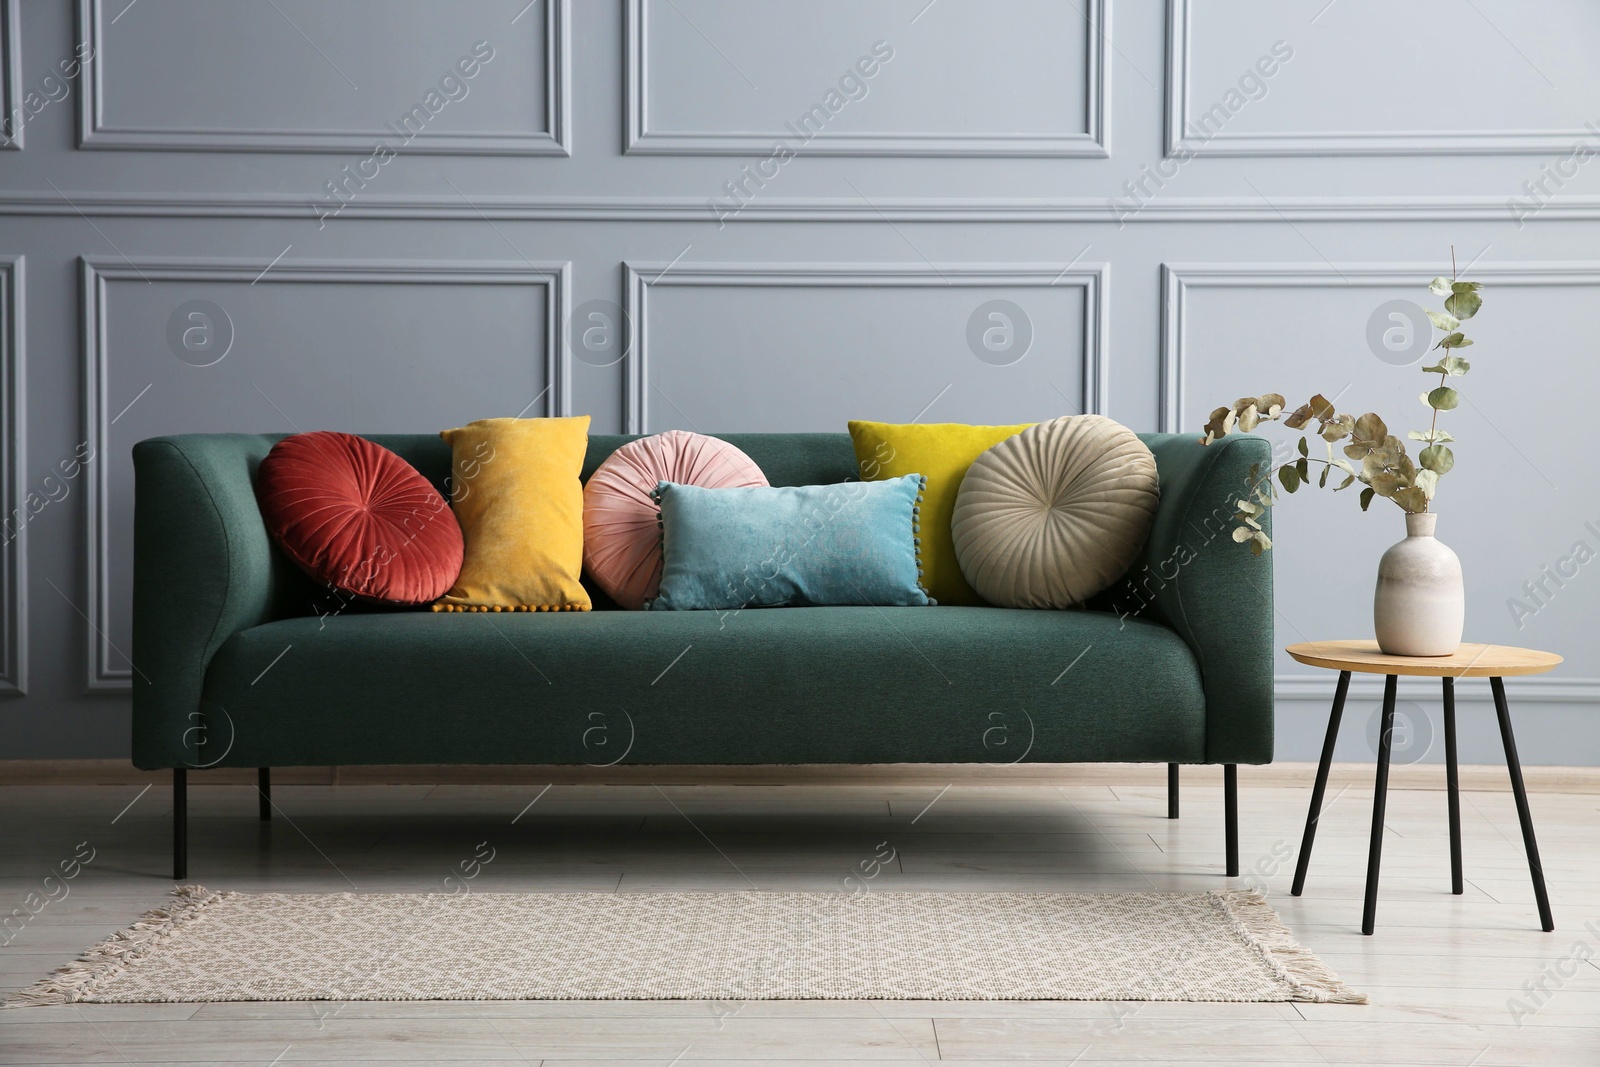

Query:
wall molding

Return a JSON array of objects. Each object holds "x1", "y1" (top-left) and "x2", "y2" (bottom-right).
[
  {"x1": 623, "y1": 261, "x2": 1107, "y2": 435},
  {"x1": 1160, "y1": 261, "x2": 1600, "y2": 434},
  {"x1": 0, "y1": 190, "x2": 1586, "y2": 223},
  {"x1": 0, "y1": 256, "x2": 24, "y2": 694},
  {"x1": 625, "y1": 0, "x2": 1108, "y2": 157},
  {"x1": 0, "y1": 0, "x2": 20, "y2": 150},
  {"x1": 80, "y1": 256, "x2": 570, "y2": 692},
  {"x1": 1167, "y1": 0, "x2": 1597, "y2": 157},
  {"x1": 75, "y1": 0, "x2": 570, "y2": 155}
]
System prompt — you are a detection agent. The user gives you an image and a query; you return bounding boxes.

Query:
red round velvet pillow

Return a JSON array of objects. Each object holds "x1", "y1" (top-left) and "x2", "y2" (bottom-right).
[{"x1": 256, "y1": 431, "x2": 463, "y2": 606}]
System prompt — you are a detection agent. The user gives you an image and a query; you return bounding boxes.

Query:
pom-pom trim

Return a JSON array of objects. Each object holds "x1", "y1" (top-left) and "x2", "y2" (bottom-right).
[{"x1": 432, "y1": 602, "x2": 590, "y2": 612}]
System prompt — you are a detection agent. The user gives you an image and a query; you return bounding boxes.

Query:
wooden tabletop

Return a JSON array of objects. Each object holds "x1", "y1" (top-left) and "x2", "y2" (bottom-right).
[{"x1": 1285, "y1": 640, "x2": 1562, "y2": 678}]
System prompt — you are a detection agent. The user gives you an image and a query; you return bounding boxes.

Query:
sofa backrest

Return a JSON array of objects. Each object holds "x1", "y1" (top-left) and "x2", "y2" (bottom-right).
[
  {"x1": 136, "y1": 430, "x2": 1181, "y2": 615},
  {"x1": 359, "y1": 432, "x2": 864, "y2": 497},
  {"x1": 182, "y1": 432, "x2": 865, "y2": 612}
]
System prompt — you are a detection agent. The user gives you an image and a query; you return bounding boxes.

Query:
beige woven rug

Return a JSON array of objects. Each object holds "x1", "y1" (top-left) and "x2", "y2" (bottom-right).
[{"x1": 14, "y1": 885, "x2": 1363, "y2": 1005}]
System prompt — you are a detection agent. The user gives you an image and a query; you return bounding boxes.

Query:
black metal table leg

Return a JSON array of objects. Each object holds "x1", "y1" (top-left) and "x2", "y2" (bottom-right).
[
  {"x1": 259, "y1": 767, "x2": 272, "y2": 822},
  {"x1": 1491, "y1": 676, "x2": 1554, "y2": 931},
  {"x1": 1293, "y1": 669, "x2": 1351, "y2": 896},
  {"x1": 1442, "y1": 678, "x2": 1463, "y2": 895},
  {"x1": 1362, "y1": 674, "x2": 1399, "y2": 935},
  {"x1": 1224, "y1": 765, "x2": 1239, "y2": 877},
  {"x1": 173, "y1": 768, "x2": 187, "y2": 881},
  {"x1": 1167, "y1": 763, "x2": 1179, "y2": 820}
]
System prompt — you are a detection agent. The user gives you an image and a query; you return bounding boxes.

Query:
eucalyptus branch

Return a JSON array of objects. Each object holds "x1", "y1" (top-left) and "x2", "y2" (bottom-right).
[{"x1": 1199, "y1": 255, "x2": 1480, "y2": 553}]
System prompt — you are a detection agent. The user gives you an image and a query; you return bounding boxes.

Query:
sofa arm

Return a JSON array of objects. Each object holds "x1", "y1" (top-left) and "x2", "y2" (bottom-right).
[
  {"x1": 1103, "y1": 434, "x2": 1275, "y2": 764},
  {"x1": 132, "y1": 435, "x2": 296, "y2": 769}
]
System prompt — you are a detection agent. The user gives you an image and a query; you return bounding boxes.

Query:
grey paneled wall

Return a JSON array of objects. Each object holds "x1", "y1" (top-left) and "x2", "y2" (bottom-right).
[
  {"x1": 2, "y1": 0, "x2": 1597, "y2": 765},
  {"x1": 77, "y1": 0, "x2": 564, "y2": 153},
  {"x1": 83, "y1": 258, "x2": 564, "y2": 689},
  {"x1": 625, "y1": 263, "x2": 1103, "y2": 433},
  {"x1": 626, "y1": 0, "x2": 1103, "y2": 155}
]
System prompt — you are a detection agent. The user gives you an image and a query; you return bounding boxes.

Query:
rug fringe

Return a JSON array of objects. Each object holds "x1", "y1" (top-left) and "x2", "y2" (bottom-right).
[
  {"x1": 6, "y1": 885, "x2": 225, "y2": 1007},
  {"x1": 1211, "y1": 890, "x2": 1367, "y2": 1004}
]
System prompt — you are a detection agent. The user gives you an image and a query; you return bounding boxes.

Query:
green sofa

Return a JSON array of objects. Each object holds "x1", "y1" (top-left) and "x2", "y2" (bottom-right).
[{"x1": 133, "y1": 431, "x2": 1274, "y2": 879}]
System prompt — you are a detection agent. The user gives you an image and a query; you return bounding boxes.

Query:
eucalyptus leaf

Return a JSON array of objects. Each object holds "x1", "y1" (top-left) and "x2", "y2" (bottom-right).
[
  {"x1": 1370, "y1": 470, "x2": 1408, "y2": 497},
  {"x1": 1297, "y1": 436, "x2": 1309, "y2": 457},
  {"x1": 1367, "y1": 436, "x2": 1404, "y2": 467},
  {"x1": 1279, "y1": 465, "x2": 1301, "y2": 492},
  {"x1": 1320, "y1": 413, "x2": 1354, "y2": 442},
  {"x1": 1232, "y1": 526, "x2": 1253, "y2": 543},
  {"x1": 1237, "y1": 403, "x2": 1261, "y2": 432},
  {"x1": 1445, "y1": 289, "x2": 1482, "y2": 320},
  {"x1": 1422, "y1": 353, "x2": 1471, "y2": 375},
  {"x1": 1415, "y1": 468, "x2": 1440, "y2": 499},
  {"x1": 1308, "y1": 393, "x2": 1336, "y2": 422},
  {"x1": 1407, "y1": 428, "x2": 1455, "y2": 443},
  {"x1": 1338, "y1": 473, "x2": 1356, "y2": 490},
  {"x1": 1428, "y1": 386, "x2": 1461, "y2": 410},
  {"x1": 1360, "y1": 486, "x2": 1376, "y2": 511},
  {"x1": 1283, "y1": 403, "x2": 1313, "y2": 430},
  {"x1": 1259, "y1": 392, "x2": 1286, "y2": 417},
  {"x1": 1319, "y1": 465, "x2": 1330, "y2": 489},
  {"x1": 1426, "y1": 309, "x2": 1460, "y2": 332},
  {"x1": 1429, "y1": 276, "x2": 1454, "y2": 295},
  {"x1": 1433, "y1": 331, "x2": 1465, "y2": 350},
  {"x1": 1353, "y1": 412, "x2": 1388, "y2": 443},
  {"x1": 1451, "y1": 280, "x2": 1483, "y2": 293},
  {"x1": 1419, "y1": 443, "x2": 1455, "y2": 473},
  {"x1": 1393, "y1": 486, "x2": 1430, "y2": 513}
]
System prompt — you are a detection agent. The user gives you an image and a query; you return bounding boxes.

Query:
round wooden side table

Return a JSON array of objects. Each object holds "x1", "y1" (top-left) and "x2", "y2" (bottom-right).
[{"x1": 1284, "y1": 640, "x2": 1562, "y2": 935}]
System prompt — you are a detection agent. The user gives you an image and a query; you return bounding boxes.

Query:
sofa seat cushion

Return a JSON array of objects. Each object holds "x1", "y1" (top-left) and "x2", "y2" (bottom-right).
[{"x1": 200, "y1": 608, "x2": 1207, "y2": 767}]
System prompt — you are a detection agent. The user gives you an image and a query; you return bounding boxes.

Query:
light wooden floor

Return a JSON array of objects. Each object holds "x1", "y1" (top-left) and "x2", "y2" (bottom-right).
[{"x1": 2, "y1": 771, "x2": 1597, "y2": 1064}]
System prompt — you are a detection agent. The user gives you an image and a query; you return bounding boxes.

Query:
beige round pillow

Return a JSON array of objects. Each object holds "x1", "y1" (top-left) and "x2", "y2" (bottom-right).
[{"x1": 952, "y1": 415, "x2": 1159, "y2": 609}]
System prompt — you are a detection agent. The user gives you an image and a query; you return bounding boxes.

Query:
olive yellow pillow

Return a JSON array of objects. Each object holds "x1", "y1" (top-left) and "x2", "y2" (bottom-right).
[
  {"x1": 847, "y1": 420, "x2": 1031, "y2": 605},
  {"x1": 434, "y1": 416, "x2": 591, "y2": 612}
]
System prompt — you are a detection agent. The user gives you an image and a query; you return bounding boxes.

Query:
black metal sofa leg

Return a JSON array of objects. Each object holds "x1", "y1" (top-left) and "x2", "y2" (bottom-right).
[
  {"x1": 259, "y1": 767, "x2": 272, "y2": 822},
  {"x1": 1167, "y1": 763, "x2": 1179, "y2": 819},
  {"x1": 1224, "y1": 765, "x2": 1239, "y2": 876},
  {"x1": 173, "y1": 768, "x2": 187, "y2": 880}
]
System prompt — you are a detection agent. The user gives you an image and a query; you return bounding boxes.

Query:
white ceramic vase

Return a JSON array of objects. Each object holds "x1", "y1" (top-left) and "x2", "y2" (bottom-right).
[{"x1": 1373, "y1": 512, "x2": 1464, "y2": 656}]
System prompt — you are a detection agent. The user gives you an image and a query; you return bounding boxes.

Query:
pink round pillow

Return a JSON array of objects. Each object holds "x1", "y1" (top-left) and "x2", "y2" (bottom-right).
[{"x1": 583, "y1": 431, "x2": 767, "y2": 609}]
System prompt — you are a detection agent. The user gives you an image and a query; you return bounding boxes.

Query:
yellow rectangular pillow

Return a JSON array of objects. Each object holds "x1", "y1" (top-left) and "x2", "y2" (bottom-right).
[
  {"x1": 434, "y1": 416, "x2": 591, "y2": 612},
  {"x1": 848, "y1": 420, "x2": 1031, "y2": 606}
]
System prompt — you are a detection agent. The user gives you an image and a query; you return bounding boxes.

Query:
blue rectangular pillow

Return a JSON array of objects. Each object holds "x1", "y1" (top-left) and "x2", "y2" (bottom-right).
[{"x1": 648, "y1": 474, "x2": 933, "y2": 610}]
